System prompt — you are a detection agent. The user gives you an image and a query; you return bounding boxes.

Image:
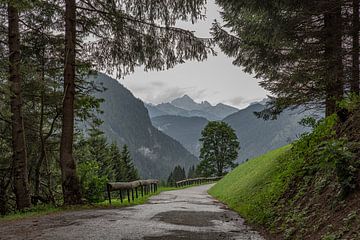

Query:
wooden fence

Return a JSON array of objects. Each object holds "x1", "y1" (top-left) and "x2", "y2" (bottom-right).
[
  {"x1": 106, "y1": 179, "x2": 159, "y2": 204},
  {"x1": 175, "y1": 177, "x2": 222, "y2": 188}
]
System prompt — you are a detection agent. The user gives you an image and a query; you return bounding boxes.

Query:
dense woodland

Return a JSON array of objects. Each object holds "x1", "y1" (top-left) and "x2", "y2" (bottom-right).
[{"x1": 0, "y1": 0, "x2": 212, "y2": 214}]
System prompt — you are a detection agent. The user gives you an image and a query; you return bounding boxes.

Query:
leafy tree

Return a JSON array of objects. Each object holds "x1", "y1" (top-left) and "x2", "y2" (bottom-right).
[
  {"x1": 198, "y1": 121, "x2": 239, "y2": 177},
  {"x1": 77, "y1": 159, "x2": 108, "y2": 203}
]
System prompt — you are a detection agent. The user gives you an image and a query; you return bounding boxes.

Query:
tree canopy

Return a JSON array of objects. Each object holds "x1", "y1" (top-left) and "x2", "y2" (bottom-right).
[
  {"x1": 197, "y1": 121, "x2": 239, "y2": 177},
  {"x1": 0, "y1": 0, "x2": 212, "y2": 211},
  {"x1": 212, "y1": 0, "x2": 359, "y2": 118}
]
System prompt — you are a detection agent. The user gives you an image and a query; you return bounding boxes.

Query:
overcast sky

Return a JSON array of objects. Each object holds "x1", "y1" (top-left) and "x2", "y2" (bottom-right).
[{"x1": 115, "y1": 0, "x2": 268, "y2": 109}]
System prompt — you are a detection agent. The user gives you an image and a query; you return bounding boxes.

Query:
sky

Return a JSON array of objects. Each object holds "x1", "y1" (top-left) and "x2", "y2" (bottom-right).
[{"x1": 115, "y1": 0, "x2": 268, "y2": 110}]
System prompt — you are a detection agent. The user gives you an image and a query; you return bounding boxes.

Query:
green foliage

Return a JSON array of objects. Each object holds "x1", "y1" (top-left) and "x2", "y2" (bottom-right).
[
  {"x1": 213, "y1": 0, "x2": 352, "y2": 117},
  {"x1": 118, "y1": 145, "x2": 139, "y2": 182},
  {"x1": 75, "y1": 132, "x2": 139, "y2": 203},
  {"x1": 337, "y1": 93, "x2": 360, "y2": 112},
  {"x1": 290, "y1": 115, "x2": 358, "y2": 197},
  {"x1": 78, "y1": 161, "x2": 108, "y2": 203},
  {"x1": 198, "y1": 121, "x2": 239, "y2": 177},
  {"x1": 299, "y1": 116, "x2": 318, "y2": 129}
]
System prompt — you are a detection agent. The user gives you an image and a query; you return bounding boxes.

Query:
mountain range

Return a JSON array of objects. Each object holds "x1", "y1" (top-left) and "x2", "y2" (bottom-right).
[
  {"x1": 86, "y1": 73, "x2": 315, "y2": 179},
  {"x1": 223, "y1": 103, "x2": 312, "y2": 161},
  {"x1": 150, "y1": 98, "x2": 313, "y2": 162},
  {"x1": 146, "y1": 95, "x2": 239, "y2": 120},
  {"x1": 151, "y1": 115, "x2": 208, "y2": 157},
  {"x1": 89, "y1": 73, "x2": 198, "y2": 179}
]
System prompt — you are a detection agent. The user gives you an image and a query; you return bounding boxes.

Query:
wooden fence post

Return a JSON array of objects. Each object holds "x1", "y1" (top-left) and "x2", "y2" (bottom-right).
[{"x1": 107, "y1": 184, "x2": 112, "y2": 205}]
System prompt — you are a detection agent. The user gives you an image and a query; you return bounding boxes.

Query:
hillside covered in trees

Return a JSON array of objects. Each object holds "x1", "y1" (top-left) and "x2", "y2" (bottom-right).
[{"x1": 90, "y1": 73, "x2": 198, "y2": 179}]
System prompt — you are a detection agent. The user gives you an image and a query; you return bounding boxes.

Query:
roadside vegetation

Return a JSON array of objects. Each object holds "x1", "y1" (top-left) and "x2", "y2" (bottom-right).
[
  {"x1": 210, "y1": 98, "x2": 360, "y2": 240},
  {"x1": 0, "y1": 186, "x2": 177, "y2": 222}
]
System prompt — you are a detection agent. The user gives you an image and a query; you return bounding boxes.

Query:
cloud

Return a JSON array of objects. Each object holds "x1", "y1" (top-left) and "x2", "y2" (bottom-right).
[
  {"x1": 137, "y1": 146, "x2": 158, "y2": 160},
  {"x1": 225, "y1": 96, "x2": 266, "y2": 109},
  {"x1": 150, "y1": 81, "x2": 166, "y2": 87},
  {"x1": 152, "y1": 87, "x2": 189, "y2": 103},
  {"x1": 228, "y1": 96, "x2": 246, "y2": 106}
]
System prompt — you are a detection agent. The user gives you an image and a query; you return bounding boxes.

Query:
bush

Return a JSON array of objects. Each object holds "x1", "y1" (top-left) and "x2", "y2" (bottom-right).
[
  {"x1": 78, "y1": 161, "x2": 108, "y2": 203},
  {"x1": 290, "y1": 114, "x2": 358, "y2": 197}
]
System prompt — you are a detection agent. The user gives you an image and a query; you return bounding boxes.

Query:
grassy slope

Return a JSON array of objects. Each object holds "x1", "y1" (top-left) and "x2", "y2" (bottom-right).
[
  {"x1": 209, "y1": 143, "x2": 360, "y2": 240},
  {"x1": 209, "y1": 145, "x2": 291, "y2": 226}
]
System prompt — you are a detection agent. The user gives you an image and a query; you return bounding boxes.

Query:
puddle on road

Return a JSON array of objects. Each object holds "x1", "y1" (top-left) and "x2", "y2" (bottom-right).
[{"x1": 151, "y1": 211, "x2": 225, "y2": 227}]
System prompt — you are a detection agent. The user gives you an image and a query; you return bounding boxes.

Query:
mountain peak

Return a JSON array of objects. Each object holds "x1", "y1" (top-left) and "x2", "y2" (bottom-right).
[
  {"x1": 147, "y1": 95, "x2": 239, "y2": 120},
  {"x1": 172, "y1": 94, "x2": 195, "y2": 103},
  {"x1": 171, "y1": 95, "x2": 198, "y2": 110}
]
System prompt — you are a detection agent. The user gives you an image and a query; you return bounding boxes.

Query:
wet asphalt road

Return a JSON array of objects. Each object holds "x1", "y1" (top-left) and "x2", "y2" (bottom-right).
[{"x1": 0, "y1": 184, "x2": 264, "y2": 240}]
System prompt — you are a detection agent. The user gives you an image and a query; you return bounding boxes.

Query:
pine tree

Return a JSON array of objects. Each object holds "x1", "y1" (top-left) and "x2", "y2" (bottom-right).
[
  {"x1": 187, "y1": 165, "x2": 196, "y2": 179},
  {"x1": 172, "y1": 165, "x2": 186, "y2": 182},
  {"x1": 351, "y1": 0, "x2": 359, "y2": 94},
  {"x1": 59, "y1": 0, "x2": 82, "y2": 205},
  {"x1": 7, "y1": 0, "x2": 31, "y2": 210},
  {"x1": 212, "y1": 0, "x2": 354, "y2": 117},
  {"x1": 120, "y1": 145, "x2": 139, "y2": 182},
  {"x1": 167, "y1": 172, "x2": 175, "y2": 186},
  {"x1": 109, "y1": 143, "x2": 124, "y2": 182}
]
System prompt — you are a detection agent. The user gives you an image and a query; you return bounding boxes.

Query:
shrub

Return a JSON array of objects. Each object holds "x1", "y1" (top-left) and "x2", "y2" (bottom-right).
[{"x1": 78, "y1": 161, "x2": 108, "y2": 203}]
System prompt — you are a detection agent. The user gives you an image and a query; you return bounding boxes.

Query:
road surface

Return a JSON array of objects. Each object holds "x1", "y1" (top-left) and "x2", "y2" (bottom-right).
[{"x1": 0, "y1": 184, "x2": 264, "y2": 240}]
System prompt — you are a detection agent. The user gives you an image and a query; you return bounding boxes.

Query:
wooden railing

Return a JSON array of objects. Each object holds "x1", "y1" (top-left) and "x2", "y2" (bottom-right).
[
  {"x1": 175, "y1": 177, "x2": 222, "y2": 188},
  {"x1": 106, "y1": 179, "x2": 159, "y2": 204}
]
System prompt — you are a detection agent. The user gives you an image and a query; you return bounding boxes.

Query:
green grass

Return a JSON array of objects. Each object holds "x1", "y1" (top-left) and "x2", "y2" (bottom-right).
[
  {"x1": 0, "y1": 186, "x2": 177, "y2": 222},
  {"x1": 209, "y1": 145, "x2": 294, "y2": 226}
]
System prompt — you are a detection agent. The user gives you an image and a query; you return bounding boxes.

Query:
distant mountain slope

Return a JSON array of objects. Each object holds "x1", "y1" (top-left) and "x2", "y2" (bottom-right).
[
  {"x1": 151, "y1": 102, "x2": 313, "y2": 164},
  {"x1": 223, "y1": 103, "x2": 311, "y2": 162},
  {"x1": 146, "y1": 95, "x2": 239, "y2": 120},
  {"x1": 156, "y1": 103, "x2": 190, "y2": 117},
  {"x1": 90, "y1": 73, "x2": 198, "y2": 179},
  {"x1": 151, "y1": 115, "x2": 208, "y2": 157},
  {"x1": 144, "y1": 103, "x2": 167, "y2": 118}
]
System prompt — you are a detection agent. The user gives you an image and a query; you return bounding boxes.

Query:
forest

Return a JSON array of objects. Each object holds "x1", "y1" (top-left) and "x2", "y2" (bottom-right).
[
  {"x1": 0, "y1": 2, "x2": 359, "y2": 238},
  {"x1": 0, "y1": 0, "x2": 212, "y2": 214}
]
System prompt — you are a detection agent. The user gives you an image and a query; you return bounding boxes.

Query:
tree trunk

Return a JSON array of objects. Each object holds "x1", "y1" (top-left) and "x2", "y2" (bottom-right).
[
  {"x1": 352, "y1": 0, "x2": 359, "y2": 94},
  {"x1": 59, "y1": 0, "x2": 82, "y2": 205},
  {"x1": 8, "y1": 4, "x2": 31, "y2": 210},
  {"x1": 324, "y1": 1, "x2": 344, "y2": 116}
]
